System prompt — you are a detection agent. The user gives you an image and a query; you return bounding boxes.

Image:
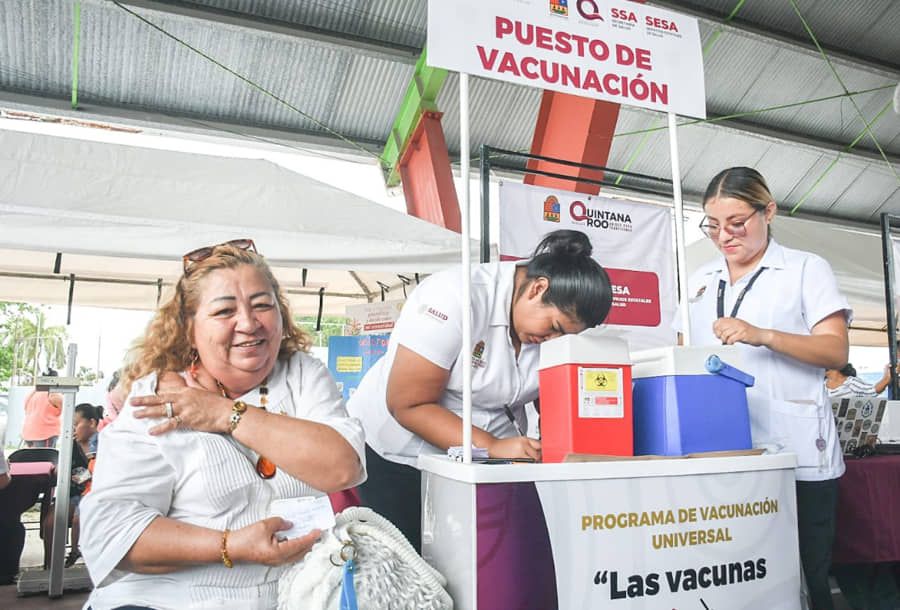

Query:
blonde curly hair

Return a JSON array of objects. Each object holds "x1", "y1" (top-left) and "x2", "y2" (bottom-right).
[{"x1": 122, "y1": 244, "x2": 311, "y2": 392}]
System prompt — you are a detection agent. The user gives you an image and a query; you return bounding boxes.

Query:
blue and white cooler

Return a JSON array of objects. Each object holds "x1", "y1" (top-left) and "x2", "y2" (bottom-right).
[{"x1": 631, "y1": 345, "x2": 754, "y2": 456}]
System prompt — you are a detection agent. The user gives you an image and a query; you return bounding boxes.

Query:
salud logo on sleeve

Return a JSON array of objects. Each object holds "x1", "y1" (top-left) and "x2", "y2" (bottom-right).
[{"x1": 419, "y1": 304, "x2": 449, "y2": 324}]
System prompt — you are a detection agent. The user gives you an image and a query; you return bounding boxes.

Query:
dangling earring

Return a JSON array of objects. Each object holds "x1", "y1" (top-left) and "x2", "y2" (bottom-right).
[{"x1": 189, "y1": 349, "x2": 199, "y2": 380}]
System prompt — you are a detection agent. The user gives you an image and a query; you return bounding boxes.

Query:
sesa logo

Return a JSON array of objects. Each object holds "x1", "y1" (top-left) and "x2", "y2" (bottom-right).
[
  {"x1": 549, "y1": 0, "x2": 568, "y2": 17},
  {"x1": 569, "y1": 200, "x2": 633, "y2": 232},
  {"x1": 543, "y1": 195, "x2": 561, "y2": 222},
  {"x1": 576, "y1": 0, "x2": 604, "y2": 21}
]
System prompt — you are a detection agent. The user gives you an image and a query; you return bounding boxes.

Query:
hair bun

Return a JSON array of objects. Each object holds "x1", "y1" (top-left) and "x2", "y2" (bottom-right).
[{"x1": 532, "y1": 229, "x2": 593, "y2": 259}]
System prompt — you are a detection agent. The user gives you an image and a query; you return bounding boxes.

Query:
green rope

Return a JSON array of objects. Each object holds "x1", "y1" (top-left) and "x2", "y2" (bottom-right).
[
  {"x1": 613, "y1": 84, "x2": 895, "y2": 138},
  {"x1": 617, "y1": 0, "x2": 746, "y2": 181},
  {"x1": 788, "y1": 0, "x2": 899, "y2": 186},
  {"x1": 789, "y1": 99, "x2": 894, "y2": 215},
  {"x1": 111, "y1": 1, "x2": 381, "y2": 162},
  {"x1": 613, "y1": 128, "x2": 657, "y2": 185},
  {"x1": 71, "y1": 1, "x2": 81, "y2": 109},
  {"x1": 701, "y1": 0, "x2": 747, "y2": 55}
]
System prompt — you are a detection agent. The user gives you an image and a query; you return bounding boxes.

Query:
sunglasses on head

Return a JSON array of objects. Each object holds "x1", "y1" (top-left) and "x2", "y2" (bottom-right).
[{"x1": 182, "y1": 239, "x2": 257, "y2": 271}]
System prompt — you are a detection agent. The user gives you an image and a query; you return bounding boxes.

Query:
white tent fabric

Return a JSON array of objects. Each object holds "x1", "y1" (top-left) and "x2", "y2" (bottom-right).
[
  {"x1": 0, "y1": 129, "x2": 475, "y2": 315},
  {"x1": 0, "y1": 129, "x2": 468, "y2": 271},
  {"x1": 0, "y1": 129, "x2": 889, "y2": 344},
  {"x1": 688, "y1": 215, "x2": 888, "y2": 347},
  {"x1": 0, "y1": 248, "x2": 419, "y2": 316}
]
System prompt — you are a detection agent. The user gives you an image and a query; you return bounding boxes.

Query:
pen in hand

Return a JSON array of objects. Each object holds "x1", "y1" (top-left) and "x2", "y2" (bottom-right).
[{"x1": 504, "y1": 405, "x2": 526, "y2": 437}]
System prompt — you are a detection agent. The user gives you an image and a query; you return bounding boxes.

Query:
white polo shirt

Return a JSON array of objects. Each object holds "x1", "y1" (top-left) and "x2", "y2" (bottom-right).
[
  {"x1": 681, "y1": 240, "x2": 851, "y2": 481},
  {"x1": 347, "y1": 262, "x2": 538, "y2": 466}
]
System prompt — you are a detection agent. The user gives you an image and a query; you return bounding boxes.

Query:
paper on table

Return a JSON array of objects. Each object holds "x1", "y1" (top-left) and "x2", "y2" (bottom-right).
[
  {"x1": 447, "y1": 445, "x2": 489, "y2": 461},
  {"x1": 269, "y1": 496, "x2": 336, "y2": 540}
]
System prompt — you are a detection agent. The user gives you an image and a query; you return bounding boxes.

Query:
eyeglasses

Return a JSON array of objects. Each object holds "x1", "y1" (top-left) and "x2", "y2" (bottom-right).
[
  {"x1": 698, "y1": 209, "x2": 762, "y2": 240},
  {"x1": 182, "y1": 239, "x2": 257, "y2": 271}
]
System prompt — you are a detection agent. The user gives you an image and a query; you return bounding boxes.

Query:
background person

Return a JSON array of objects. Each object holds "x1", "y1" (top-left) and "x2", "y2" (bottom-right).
[
  {"x1": 825, "y1": 365, "x2": 900, "y2": 608},
  {"x1": 682, "y1": 167, "x2": 850, "y2": 610},
  {"x1": 873, "y1": 362, "x2": 898, "y2": 396},
  {"x1": 98, "y1": 370, "x2": 126, "y2": 432},
  {"x1": 62, "y1": 402, "x2": 102, "y2": 567},
  {"x1": 80, "y1": 240, "x2": 365, "y2": 610},
  {"x1": 825, "y1": 363, "x2": 877, "y2": 399},
  {"x1": 21, "y1": 369, "x2": 63, "y2": 448},
  {"x1": 348, "y1": 229, "x2": 613, "y2": 550},
  {"x1": 40, "y1": 437, "x2": 89, "y2": 570}
]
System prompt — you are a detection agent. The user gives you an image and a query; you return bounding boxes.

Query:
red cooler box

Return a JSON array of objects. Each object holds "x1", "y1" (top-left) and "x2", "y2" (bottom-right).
[{"x1": 538, "y1": 331, "x2": 633, "y2": 462}]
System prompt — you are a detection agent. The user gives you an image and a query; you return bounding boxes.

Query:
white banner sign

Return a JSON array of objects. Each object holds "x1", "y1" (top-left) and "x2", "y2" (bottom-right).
[
  {"x1": 535, "y1": 467, "x2": 800, "y2": 608},
  {"x1": 499, "y1": 181, "x2": 675, "y2": 350},
  {"x1": 427, "y1": 0, "x2": 706, "y2": 118},
  {"x1": 345, "y1": 300, "x2": 405, "y2": 335}
]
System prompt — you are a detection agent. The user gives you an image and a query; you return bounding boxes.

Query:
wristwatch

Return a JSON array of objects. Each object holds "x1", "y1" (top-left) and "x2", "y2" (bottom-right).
[{"x1": 229, "y1": 400, "x2": 249, "y2": 433}]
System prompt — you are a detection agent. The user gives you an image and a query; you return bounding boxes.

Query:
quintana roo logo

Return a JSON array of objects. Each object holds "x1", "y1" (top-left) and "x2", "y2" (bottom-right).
[
  {"x1": 549, "y1": 0, "x2": 568, "y2": 17},
  {"x1": 543, "y1": 195, "x2": 561, "y2": 222}
]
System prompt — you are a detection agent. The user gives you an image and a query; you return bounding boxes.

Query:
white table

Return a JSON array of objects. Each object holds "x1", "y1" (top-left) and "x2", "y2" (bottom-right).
[{"x1": 419, "y1": 453, "x2": 802, "y2": 610}]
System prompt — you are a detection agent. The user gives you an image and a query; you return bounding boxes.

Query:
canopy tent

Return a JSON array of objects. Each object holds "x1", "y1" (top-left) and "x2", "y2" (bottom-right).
[
  {"x1": 688, "y1": 214, "x2": 889, "y2": 347},
  {"x1": 0, "y1": 128, "x2": 890, "y2": 344},
  {"x1": 0, "y1": 128, "x2": 472, "y2": 316}
]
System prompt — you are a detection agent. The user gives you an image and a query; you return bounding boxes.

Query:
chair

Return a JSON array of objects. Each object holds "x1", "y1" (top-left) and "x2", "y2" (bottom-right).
[
  {"x1": 8, "y1": 448, "x2": 58, "y2": 466},
  {"x1": 7, "y1": 448, "x2": 58, "y2": 542}
]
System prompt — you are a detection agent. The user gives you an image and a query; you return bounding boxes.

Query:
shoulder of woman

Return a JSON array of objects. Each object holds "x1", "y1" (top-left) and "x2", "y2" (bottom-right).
[
  {"x1": 283, "y1": 351, "x2": 330, "y2": 380},
  {"x1": 773, "y1": 242, "x2": 822, "y2": 265},
  {"x1": 109, "y1": 372, "x2": 160, "y2": 432},
  {"x1": 688, "y1": 259, "x2": 722, "y2": 286}
]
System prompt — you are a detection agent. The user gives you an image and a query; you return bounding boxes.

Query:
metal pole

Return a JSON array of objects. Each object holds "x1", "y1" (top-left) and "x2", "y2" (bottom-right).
[
  {"x1": 667, "y1": 112, "x2": 691, "y2": 345},
  {"x1": 881, "y1": 213, "x2": 899, "y2": 398},
  {"x1": 33, "y1": 315, "x2": 43, "y2": 381},
  {"x1": 47, "y1": 343, "x2": 78, "y2": 598},
  {"x1": 460, "y1": 73, "x2": 473, "y2": 465},
  {"x1": 480, "y1": 144, "x2": 491, "y2": 264}
]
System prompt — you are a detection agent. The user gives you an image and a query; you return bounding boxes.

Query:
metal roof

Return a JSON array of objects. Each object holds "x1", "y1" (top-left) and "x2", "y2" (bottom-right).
[{"x1": 0, "y1": 0, "x2": 897, "y2": 226}]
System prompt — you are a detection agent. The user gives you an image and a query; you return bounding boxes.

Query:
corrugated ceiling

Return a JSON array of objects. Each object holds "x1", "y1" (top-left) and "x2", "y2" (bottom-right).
[{"x1": 0, "y1": 0, "x2": 896, "y2": 226}]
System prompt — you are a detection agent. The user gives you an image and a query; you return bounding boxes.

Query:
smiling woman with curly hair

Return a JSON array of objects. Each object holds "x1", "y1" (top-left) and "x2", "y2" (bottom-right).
[{"x1": 80, "y1": 240, "x2": 365, "y2": 610}]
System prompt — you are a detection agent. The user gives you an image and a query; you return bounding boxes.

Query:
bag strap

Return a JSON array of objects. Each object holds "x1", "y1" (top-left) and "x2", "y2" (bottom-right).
[{"x1": 340, "y1": 559, "x2": 358, "y2": 610}]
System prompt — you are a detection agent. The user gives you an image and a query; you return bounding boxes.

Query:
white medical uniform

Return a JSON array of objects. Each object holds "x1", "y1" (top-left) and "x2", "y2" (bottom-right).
[
  {"x1": 80, "y1": 351, "x2": 366, "y2": 610},
  {"x1": 682, "y1": 240, "x2": 850, "y2": 481},
  {"x1": 348, "y1": 262, "x2": 537, "y2": 466}
]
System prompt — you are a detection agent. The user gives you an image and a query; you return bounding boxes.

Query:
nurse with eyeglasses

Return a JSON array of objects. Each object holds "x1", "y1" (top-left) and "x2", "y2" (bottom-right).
[{"x1": 682, "y1": 167, "x2": 850, "y2": 610}]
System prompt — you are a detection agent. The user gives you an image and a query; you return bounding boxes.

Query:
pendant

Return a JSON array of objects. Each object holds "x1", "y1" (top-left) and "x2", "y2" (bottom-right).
[{"x1": 256, "y1": 456, "x2": 277, "y2": 479}]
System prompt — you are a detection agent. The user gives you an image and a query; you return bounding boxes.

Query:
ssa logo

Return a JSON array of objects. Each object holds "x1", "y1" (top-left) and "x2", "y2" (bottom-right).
[
  {"x1": 549, "y1": 0, "x2": 568, "y2": 17},
  {"x1": 543, "y1": 195, "x2": 561, "y2": 222},
  {"x1": 569, "y1": 200, "x2": 632, "y2": 232}
]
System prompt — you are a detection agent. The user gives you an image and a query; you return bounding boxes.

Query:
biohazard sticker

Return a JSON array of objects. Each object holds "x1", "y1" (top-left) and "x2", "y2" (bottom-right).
[{"x1": 578, "y1": 367, "x2": 624, "y2": 418}]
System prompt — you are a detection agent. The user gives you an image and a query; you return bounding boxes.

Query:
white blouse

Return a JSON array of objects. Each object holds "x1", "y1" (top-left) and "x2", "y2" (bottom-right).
[
  {"x1": 80, "y1": 351, "x2": 366, "y2": 610},
  {"x1": 348, "y1": 262, "x2": 538, "y2": 466},
  {"x1": 682, "y1": 240, "x2": 851, "y2": 481}
]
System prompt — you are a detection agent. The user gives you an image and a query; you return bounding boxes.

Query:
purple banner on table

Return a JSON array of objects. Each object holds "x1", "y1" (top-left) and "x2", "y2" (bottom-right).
[{"x1": 476, "y1": 482, "x2": 558, "y2": 609}]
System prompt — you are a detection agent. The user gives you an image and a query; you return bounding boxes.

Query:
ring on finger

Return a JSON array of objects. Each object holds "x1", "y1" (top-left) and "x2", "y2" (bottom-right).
[{"x1": 165, "y1": 402, "x2": 174, "y2": 419}]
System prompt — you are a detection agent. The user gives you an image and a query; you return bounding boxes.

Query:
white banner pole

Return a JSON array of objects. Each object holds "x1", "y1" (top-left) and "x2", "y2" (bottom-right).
[
  {"x1": 667, "y1": 111, "x2": 691, "y2": 345},
  {"x1": 460, "y1": 73, "x2": 473, "y2": 464}
]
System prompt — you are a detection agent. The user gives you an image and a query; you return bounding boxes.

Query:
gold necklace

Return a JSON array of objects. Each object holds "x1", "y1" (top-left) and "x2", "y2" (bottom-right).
[{"x1": 217, "y1": 377, "x2": 276, "y2": 480}]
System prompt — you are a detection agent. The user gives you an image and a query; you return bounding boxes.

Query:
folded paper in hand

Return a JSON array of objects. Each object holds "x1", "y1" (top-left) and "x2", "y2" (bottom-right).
[{"x1": 270, "y1": 496, "x2": 336, "y2": 540}]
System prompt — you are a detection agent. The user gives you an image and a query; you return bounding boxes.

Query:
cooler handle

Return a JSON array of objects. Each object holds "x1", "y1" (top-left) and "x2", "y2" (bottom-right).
[{"x1": 705, "y1": 355, "x2": 755, "y2": 387}]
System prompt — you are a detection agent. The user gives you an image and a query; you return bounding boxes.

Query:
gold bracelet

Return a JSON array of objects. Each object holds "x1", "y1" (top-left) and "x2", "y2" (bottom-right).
[
  {"x1": 228, "y1": 400, "x2": 248, "y2": 434},
  {"x1": 221, "y1": 529, "x2": 233, "y2": 568}
]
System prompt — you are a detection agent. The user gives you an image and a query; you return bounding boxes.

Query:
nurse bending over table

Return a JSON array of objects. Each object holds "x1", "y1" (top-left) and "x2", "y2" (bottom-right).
[
  {"x1": 682, "y1": 167, "x2": 850, "y2": 610},
  {"x1": 348, "y1": 229, "x2": 614, "y2": 550}
]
